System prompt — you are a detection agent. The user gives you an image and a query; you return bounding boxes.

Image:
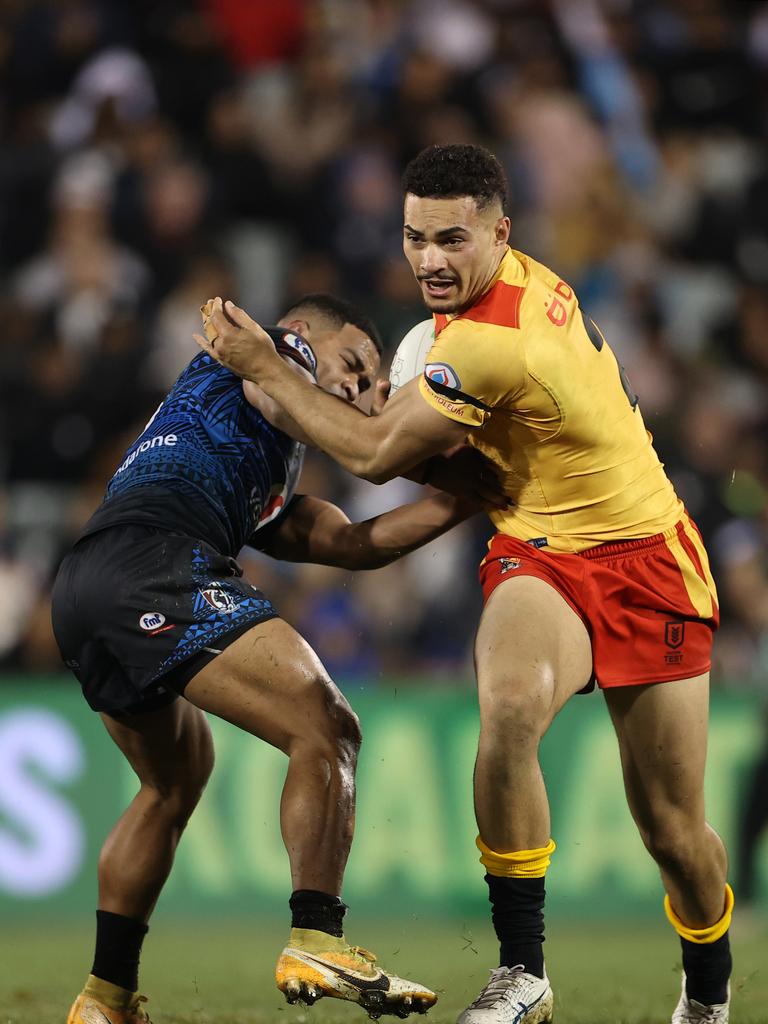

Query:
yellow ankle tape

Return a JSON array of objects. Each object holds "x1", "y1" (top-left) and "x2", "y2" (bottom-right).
[
  {"x1": 288, "y1": 927, "x2": 347, "y2": 953},
  {"x1": 83, "y1": 974, "x2": 135, "y2": 1010},
  {"x1": 664, "y1": 884, "x2": 734, "y2": 944},
  {"x1": 476, "y1": 836, "x2": 556, "y2": 878}
]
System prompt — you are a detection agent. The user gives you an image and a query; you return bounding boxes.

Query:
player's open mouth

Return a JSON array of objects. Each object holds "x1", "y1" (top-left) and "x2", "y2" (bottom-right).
[{"x1": 422, "y1": 278, "x2": 455, "y2": 298}]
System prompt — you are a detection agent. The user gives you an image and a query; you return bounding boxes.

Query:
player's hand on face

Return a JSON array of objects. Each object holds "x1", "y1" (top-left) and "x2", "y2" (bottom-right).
[
  {"x1": 370, "y1": 379, "x2": 391, "y2": 416},
  {"x1": 428, "y1": 445, "x2": 511, "y2": 510},
  {"x1": 194, "y1": 297, "x2": 280, "y2": 381}
]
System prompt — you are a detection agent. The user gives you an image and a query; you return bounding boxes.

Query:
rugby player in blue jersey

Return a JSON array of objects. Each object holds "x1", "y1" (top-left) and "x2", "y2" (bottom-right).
[{"x1": 52, "y1": 293, "x2": 493, "y2": 1024}]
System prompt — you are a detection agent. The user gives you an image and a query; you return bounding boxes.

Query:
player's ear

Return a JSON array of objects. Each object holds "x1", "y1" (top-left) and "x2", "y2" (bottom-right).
[
  {"x1": 495, "y1": 216, "x2": 511, "y2": 244},
  {"x1": 280, "y1": 318, "x2": 311, "y2": 340}
]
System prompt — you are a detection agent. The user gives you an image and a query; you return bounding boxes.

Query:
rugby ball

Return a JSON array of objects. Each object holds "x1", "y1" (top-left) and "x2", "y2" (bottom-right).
[{"x1": 388, "y1": 319, "x2": 435, "y2": 393}]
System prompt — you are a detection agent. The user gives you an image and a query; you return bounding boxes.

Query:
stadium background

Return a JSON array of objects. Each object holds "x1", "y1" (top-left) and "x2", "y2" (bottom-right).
[{"x1": 0, "y1": 1, "x2": 767, "y2": 1021}]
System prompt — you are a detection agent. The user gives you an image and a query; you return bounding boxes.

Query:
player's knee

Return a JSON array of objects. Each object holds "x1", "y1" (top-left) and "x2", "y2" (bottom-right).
[
  {"x1": 482, "y1": 681, "x2": 554, "y2": 744},
  {"x1": 324, "y1": 688, "x2": 362, "y2": 765},
  {"x1": 300, "y1": 677, "x2": 361, "y2": 768},
  {"x1": 642, "y1": 815, "x2": 698, "y2": 871},
  {"x1": 144, "y1": 729, "x2": 214, "y2": 824}
]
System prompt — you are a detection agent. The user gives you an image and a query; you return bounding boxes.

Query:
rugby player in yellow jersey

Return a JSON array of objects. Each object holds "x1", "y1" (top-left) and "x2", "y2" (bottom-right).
[{"x1": 197, "y1": 144, "x2": 732, "y2": 1024}]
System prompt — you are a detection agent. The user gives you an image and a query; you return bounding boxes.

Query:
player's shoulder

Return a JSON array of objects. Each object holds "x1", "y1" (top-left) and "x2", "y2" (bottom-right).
[{"x1": 511, "y1": 249, "x2": 582, "y2": 332}]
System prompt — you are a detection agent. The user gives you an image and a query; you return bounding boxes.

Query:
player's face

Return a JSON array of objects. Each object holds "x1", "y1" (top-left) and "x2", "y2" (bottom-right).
[
  {"x1": 403, "y1": 194, "x2": 510, "y2": 313},
  {"x1": 312, "y1": 323, "x2": 380, "y2": 407}
]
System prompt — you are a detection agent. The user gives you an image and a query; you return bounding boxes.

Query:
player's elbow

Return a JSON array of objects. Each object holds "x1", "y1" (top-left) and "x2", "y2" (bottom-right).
[
  {"x1": 348, "y1": 454, "x2": 397, "y2": 485},
  {"x1": 344, "y1": 426, "x2": 402, "y2": 484},
  {"x1": 360, "y1": 466, "x2": 394, "y2": 486}
]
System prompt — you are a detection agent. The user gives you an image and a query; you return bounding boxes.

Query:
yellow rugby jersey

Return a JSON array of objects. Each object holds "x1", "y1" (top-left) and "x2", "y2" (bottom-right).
[{"x1": 418, "y1": 247, "x2": 683, "y2": 552}]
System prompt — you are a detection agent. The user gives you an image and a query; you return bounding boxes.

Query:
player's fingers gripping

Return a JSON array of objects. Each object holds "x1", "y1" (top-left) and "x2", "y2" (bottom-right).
[
  {"x1": 222, "y1": 300, "x2": 279, "y2": 355},
  {"x1": 370, "y1": 379, "x2": 391, "y2": 416},
  {"x1": 199, "y1": 299, "x2": 220, "y2": 343},
  {"x1": 221, "y1": 299, "x2": 257, "y2": 330},
  {"x1": 436, "y1": 447, "x2": 509, "y2": 508},
  {"x1": 204, "y1": 296, "x2": 237, "y2": 341},
  {"x1": 207, "y1": 297, "x2": 277, "y2": 352}
]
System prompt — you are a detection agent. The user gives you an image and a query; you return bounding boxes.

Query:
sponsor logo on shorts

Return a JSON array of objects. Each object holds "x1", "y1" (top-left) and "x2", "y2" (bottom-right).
[
  {"x1": 425, "y1": 362, "x2": 461, "y2": 389},
  {"x1": 664, "y1": 620, "x2": 685, "y2": 664},
  {"x1": 664, "y1": 621, "x2": 685, "y2": 649},
  {"x1": 499, "y1": 557, "x2": 522, "y2": 574},
  {"x1": 199, "y1": 585, "x2": 240, "y2": 614},
  {"x1": 140, "y1": 611, "x2": 166, "y2": 631}
]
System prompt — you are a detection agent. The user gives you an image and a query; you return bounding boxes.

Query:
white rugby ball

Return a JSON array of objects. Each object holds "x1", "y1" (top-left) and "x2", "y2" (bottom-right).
[{"x1": 388, "y1": 319, "x2": 435, "y2": 393}]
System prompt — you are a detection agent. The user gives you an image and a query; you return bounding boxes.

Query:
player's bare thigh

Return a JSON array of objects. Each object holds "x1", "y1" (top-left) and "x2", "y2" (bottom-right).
[
  {"x1": 100, "y1": 698, "x2": 214, "y2": 798},
  {"x1": 603, "y1": 673, "x2": 711, "y2": 821},
  {"x1": 474, "y1": 574, "x2": 593, "y2": 724},
  {"x1": 179, "y1": 616, "x2": 360, "y2": 754}
]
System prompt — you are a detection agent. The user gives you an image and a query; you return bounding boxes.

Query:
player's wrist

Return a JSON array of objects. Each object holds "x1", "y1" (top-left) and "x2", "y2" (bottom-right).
[{"x1": 252, "y1": 350, "x2": 288, "y2": 387}]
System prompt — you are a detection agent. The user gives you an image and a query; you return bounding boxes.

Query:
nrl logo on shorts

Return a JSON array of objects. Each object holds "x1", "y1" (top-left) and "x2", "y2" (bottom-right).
[
  {"x1": 199, "y1": 586, "x2": 239, "y2": 614},
  {"x1": 664, "y1": 621, "x2": 685, "y2": 649},
  {"x1": 499, "y1": 557, "x2": 522, "y2": 574}
]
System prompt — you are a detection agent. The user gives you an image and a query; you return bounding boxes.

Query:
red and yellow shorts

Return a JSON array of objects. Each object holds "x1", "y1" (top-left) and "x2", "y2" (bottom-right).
[{"x1": 479, "y1": 515, "x2": 719, "y2": 688}]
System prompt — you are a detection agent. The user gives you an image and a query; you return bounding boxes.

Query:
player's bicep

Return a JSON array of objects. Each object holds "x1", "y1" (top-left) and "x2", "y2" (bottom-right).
[
  {"x1": 260, "y1": 495, "x2": 353, "y2": 565},
  {"x1": 368, "y1": 377, "x2": 471, "y2": 480}
]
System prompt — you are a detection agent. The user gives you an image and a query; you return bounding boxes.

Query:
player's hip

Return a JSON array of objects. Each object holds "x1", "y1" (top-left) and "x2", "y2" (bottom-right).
[
  {"x1": 51, "y1": 525, "x2": 278, "y2": 713},
  {"x1": 478, "y1": 513, "x2": 718, "y2": 688},
  {"x1": 486, "y1": 489, "x2": 685, "y2": 555}
]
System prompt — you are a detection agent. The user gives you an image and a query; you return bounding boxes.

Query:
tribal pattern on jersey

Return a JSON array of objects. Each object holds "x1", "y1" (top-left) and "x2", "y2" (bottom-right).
[{"x1": 94, "y1": 331, "x2": 310, "y2": 556}]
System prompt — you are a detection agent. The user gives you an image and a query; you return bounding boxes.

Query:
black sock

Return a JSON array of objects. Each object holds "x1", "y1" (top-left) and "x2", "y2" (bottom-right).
[
  {"x1": 91, "y1": 910, "x2": 148, "y2": 992},
  {"x1": 290, "y1": 889, "x2": 347, "y2": 937},
  {"x1": 682, "y1": 932, "x2": 732, "y2": 1006},
  {"x1": 485, "y1": 874, "x2": 546, "y2": 978}
]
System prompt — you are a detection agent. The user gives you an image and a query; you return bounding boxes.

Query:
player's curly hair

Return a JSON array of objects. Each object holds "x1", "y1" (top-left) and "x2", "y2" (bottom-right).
[{"x1": 402, "y1": 144, "x2": 507, "y2": 211}]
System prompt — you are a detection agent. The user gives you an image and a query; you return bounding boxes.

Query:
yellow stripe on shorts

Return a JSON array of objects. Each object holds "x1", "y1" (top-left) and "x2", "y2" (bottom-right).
[{"x1": 663, "y1": 518, "x2": 715, "y2": 620}]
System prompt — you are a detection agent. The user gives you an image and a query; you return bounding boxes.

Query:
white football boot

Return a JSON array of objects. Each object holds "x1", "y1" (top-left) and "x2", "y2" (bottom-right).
[
  {"x1": 457, "y1": 965, "x2": 553, "y2": 1024},
  {"x1": 671, "y1": 974, "x2": 730, "y2": 1023}
]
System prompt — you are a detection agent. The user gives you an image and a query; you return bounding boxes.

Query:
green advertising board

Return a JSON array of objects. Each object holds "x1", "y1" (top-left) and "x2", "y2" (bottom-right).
[{"x1": 0, "y1": 679, "x2": 764, "y2": 919}]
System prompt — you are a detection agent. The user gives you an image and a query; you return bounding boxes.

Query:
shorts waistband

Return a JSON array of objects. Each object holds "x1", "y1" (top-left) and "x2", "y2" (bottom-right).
[{"x1": 578, "y1": 518, "x2": 686, "y2": 562}]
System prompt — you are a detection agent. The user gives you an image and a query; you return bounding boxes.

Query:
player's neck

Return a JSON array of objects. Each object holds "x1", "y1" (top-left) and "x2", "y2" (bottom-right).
[{"x1": 459, "y1": 247, "x2": 508, "y2": 313}]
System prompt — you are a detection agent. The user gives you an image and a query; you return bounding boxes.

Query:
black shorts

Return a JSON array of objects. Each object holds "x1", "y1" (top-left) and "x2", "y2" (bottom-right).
[{"x1": 51, "y1": 524, "x2": 278, "y2": 714}]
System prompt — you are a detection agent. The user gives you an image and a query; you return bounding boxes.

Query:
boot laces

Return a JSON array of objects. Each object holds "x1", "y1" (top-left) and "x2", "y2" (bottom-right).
[
  {"x1": 127, "y1": 995, "x2": 151, "y2": 1023},
  {"x1": 471, "y1": 966, "x2": 529, "y2": 1009},
  {"x1": 348, "y1": 946, "x2": 377, "y2": 965}
]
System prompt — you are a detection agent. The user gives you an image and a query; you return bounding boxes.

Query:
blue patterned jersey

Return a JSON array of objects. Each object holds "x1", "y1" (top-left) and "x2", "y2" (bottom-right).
[{"x1": 82, "y1": 330, "x2": 314, "y2": 556}]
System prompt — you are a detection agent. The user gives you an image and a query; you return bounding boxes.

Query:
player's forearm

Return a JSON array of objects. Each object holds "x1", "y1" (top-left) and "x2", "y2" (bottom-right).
[
  {"x1": 255, "y1": 361, "x2": 409, "y2": 481},
  {"x1": 337, "y1": 492, "x2": 477, "y2": 570}
]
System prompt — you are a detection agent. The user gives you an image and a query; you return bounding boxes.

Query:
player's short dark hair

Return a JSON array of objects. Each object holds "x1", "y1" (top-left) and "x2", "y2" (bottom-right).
[
  {"x1": 281, "y1": 293, "x2": 382, "y2": 355},
  {"x1": 402, "y1": 144, "x2": 508, "y2": 212}
]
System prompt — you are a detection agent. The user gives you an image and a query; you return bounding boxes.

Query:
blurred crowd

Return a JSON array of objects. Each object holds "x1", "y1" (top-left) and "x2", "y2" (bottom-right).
[{"x1": 0, "y1": 0, "x2": 767, "y2": 694}]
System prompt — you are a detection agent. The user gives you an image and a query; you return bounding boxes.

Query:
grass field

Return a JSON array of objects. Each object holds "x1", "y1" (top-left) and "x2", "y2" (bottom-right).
[{"x1": 1, "y1": 917, "x2": 765, "y2": 1024}]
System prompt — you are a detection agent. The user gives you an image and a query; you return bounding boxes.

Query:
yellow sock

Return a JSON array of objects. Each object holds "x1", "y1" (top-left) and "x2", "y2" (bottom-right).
[
  {"x1": 476, "y1": 836, "x2": 556, "y2": 878},
  {"x1": 288, "y1": 927, "x2": 348, "y2": 953},
  {"x1": 664, "y1": 884, "x2": 735, "y2": 944},
  {"x1": 83, "y1": 974, "x2": 135, "y2": 1009}
]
